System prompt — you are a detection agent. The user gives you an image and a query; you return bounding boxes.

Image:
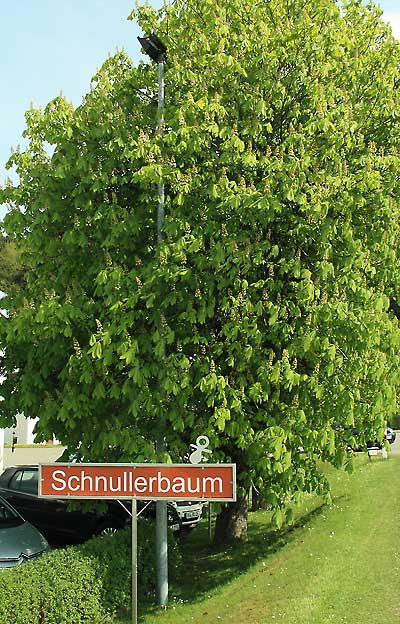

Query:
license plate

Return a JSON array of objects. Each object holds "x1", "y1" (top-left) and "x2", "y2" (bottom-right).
[{"x1": 185, "y1": 510, "x2": 199, "y2": 519}]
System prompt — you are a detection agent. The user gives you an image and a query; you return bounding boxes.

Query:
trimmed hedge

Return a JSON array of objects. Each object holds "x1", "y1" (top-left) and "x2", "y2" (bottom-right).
[{"x1": 0, "y1": 523, "x2": 182, "y2": 624}]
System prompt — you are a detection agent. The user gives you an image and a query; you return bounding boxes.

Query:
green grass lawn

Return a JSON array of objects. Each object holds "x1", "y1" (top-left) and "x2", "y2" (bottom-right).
[{"x1": 116, "y1": 454, "x2": 400, "y2": 624}]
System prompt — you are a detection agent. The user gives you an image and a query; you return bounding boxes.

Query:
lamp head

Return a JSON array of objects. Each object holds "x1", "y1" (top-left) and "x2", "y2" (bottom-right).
[{"x1": 137, "y1": 34, "x2": 166, "y2": 62}]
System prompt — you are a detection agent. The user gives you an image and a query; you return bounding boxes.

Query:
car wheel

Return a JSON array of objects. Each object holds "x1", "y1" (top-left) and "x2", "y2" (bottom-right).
[{"x1": 95, "y1": 523, "x2": 120, "y2": 537}]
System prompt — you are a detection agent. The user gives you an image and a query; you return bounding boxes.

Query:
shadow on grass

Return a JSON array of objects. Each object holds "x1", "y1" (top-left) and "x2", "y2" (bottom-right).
[
  {"x1": 176, "y1": 503, "x2": 326, "y2": 597},
  {"x1": 135, "y1": 495, "x2": 345, "y2": 621}
]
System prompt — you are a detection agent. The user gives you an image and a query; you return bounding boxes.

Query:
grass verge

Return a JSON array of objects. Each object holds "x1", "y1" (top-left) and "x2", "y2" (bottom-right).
[{"x1": 115, "y1": 454, "x2": 400, "y2": 624}]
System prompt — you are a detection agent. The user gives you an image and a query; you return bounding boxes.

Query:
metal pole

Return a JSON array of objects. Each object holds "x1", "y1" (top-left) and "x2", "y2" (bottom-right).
[
  {"x1": 132, "y1": 498, "x2": 138, "y2": 624},
  {"x1": 208, "y1": 502, "x2": 212, "y2": 543},
  {"x1": 157, "y1": 57, "x2": 165, "y2": 246},
  {"x1": 156, "y1": 498, "x2": 168, "y2": 606},
  {"x1": 155, "y1": 53, "x2": 169, "y2": 608}
]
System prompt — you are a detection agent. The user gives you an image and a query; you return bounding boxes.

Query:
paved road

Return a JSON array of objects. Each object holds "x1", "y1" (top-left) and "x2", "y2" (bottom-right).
[
  {"x1": 388, "y1": 430, "x2": 400, "y2": 456},
  {"x1": 4, "y1": 445, "x2": 66, "y2": 468}
]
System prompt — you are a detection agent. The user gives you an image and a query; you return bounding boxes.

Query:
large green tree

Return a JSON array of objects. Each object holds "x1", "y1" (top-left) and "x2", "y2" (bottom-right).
[
  {"x1": 1, "y1": 0, "x2": 400, "y2": 541},
  {"x1": 0, "y1": 234, "x2": 26, "y2": 295}
]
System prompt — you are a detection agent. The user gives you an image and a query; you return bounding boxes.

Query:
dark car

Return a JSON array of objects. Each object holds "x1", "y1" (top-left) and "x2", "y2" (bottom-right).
[
  {"x1": 0, "y1": 466, "x2": 181, "y2": 543},
  {"x1": 0, "y1": 495, "x2": 49, "y2": 568},
  {"x1": 56, "y1": 449, "x2": 203, "y2": 531}
]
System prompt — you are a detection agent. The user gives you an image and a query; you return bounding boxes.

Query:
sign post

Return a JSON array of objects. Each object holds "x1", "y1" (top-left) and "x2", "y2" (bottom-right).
[
  {"x1": 131, "y1": 498, "x2": 137, "y2": 624},
  {"x1": 39, "y1": 462, "x2": 236, "y2": 622},
  {"x1": 208, "y1": 502, "x2": 212, "y2": 543}
]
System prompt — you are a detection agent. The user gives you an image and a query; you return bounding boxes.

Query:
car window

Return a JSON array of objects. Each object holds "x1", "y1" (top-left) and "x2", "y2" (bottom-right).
[
  {"x1": 8, "y1": 471, "x2": 23, "y2": 491},
  {"x1": 0, "y1": 498, "x2": 24, "y2": 528},
  {"x1": 9, "y1": 470, "x2": 38, "y2": 495}
]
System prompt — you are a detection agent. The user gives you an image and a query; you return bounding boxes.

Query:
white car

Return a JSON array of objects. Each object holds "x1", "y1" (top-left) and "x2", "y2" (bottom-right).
[
  {"x1": 171, "y1": 500, "x2": 203, "y2": 528},
  {"x1": 384, "y1": 427, "x2": 396, "y2": 444}
]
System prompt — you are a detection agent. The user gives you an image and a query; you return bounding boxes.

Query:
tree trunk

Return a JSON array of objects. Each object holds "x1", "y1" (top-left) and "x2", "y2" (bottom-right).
[{"x1": 213, "y1": 494, "x2": 248, "y2": 545}]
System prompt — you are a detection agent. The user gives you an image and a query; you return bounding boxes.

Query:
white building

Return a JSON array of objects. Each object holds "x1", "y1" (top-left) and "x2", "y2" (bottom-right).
[{"x1": 4, "y1": 414, "x2": 39, "y2": 445}]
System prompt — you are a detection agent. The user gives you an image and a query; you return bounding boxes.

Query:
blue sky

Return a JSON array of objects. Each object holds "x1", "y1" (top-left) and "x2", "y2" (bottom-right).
[{"x1": 0, "y1": 0, "x2": 399, "y2": 221}]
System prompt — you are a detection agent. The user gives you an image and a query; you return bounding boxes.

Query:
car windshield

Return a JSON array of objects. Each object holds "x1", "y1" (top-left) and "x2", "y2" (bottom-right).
[{"x1": 0, "y1": 499, "x2": 24, "y2": 528}]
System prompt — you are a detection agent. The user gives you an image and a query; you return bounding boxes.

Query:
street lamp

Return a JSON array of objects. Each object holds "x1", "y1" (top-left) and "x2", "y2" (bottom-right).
[
  {"x1": 137, "y1": 32, "x2": 168, "y2": 610},
  {"x1": 137, "y1": 34, "x2": 166, "y2": 63},
  {"x1": 137, "y1": 34, "x2": 166, "y2": 246}
]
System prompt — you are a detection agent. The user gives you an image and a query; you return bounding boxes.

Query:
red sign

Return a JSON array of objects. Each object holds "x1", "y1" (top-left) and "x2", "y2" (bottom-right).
[{"x1": 39, "y1": 463, "x2": 236, "y2": 501}]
